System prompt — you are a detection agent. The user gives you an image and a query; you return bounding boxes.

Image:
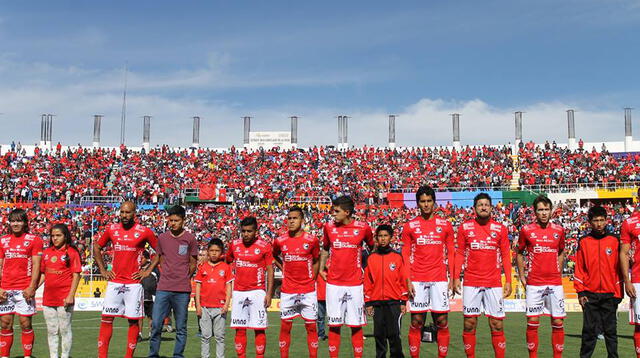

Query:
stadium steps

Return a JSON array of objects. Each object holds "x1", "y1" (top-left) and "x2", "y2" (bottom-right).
[{"x1": 510, "y1": 154, "x2": 520, "y2": 190}]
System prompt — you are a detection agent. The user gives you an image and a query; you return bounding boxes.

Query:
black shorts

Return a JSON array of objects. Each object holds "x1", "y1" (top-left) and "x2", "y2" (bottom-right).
[{"x1": 144, "y1": 301, "x2": 154, "y2": 318}]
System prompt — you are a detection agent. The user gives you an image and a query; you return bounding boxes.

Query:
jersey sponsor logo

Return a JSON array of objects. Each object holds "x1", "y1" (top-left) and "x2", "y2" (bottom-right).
[
  {"x1": 240, "y1": 297, "x2": 253, "y2": 309},
  {"x1": 283, "y1": 254, "x2": 309, "y2": 262},
  {"x1": 470, "y1": 241, "x2": 497, "y2": 250},
  {"x1": 235, "y1": 260, "x2": 258, "y2": 268},
  {"x1": 113, "y1": 243, "x2": 138, "y2": 252},
  {"x1": 464, "y1": 306, "x2": 480, "y2": 314},
  {"x1": 463, "y1": 223, "x2": 475, "y2": 230},
  {"x1": 232, "y1": 319, "x2": 247, "y2": 325},
  {"x1": 491, "y1": 224, "x2": 502, "y2": 231},
  {"x1": 532, "y1": 245, "x2": 556, "y2": 254},
  {"x1": 416, "y1": 235, "x2": 442, "y2": 245},
  {"x1": 328, "y1": 316, "x2": 342, "y2": 324},
  {"x1": 2, "y1": 252, "x2": 28, "y2": 259},
  {"x1": 332, "y1": 239, "x2": 358, "y2": 249}
]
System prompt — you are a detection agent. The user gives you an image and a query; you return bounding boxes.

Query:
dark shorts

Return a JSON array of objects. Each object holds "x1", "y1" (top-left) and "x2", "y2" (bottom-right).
[{"x1": 144, "y1": 301, "x2": 154, "y2": 318}]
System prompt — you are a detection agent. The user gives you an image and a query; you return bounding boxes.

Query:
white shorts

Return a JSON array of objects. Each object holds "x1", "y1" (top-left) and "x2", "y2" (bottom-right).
[
  {"x1": 463, "y1": 286, "x2": 505, "y2": 319},
  {"x1": 230, "y1": 290, "x2": 268, "y2": 329},
  {"x1": 525, "y1": 285, "x2": 566, "y2": 318},
  {"x1": 409, "y1": 281, "x2": 450, "y2": 313},
  {"x1": 280, "y1": 291, "x2": 318, "y2": 321},
  {"x1": 102, "y1": 282, "x2": 144, "y2": 319},
  {"x1": 326, "y1": 283, "x2": 366, "y2": 327},
  {"x1": 0, "y1": 290, "x2": 36, "y2": 316},
  {"x1": 630, "y1": 283, "x2": 640, "y2": 325}
]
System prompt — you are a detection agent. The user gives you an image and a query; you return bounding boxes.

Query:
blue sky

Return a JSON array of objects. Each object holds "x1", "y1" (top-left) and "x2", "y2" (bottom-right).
[{"x1": 0, "y1": 0, "x2": 638, "y2": 147}]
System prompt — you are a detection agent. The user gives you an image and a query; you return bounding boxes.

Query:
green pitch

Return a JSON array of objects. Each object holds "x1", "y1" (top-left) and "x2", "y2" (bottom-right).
[{"x1": 9, "y1": 311, "x2": 635, "y2": 357}]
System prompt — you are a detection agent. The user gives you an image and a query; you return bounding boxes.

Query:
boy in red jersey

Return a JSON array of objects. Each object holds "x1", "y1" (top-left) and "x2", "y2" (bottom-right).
[
  {"x1": 453, "y1": 193, "x2": 512, "y2": 358},
  {"x1": 516, "y1": 195, "x2": 566, "y2": 358},
  {"x1": 226, "y1": 216, "x2": 274, "y2": 358},
  {"x1": 402, "y1": 185, "x2": 454, "y2": 357},
  {"x1": 575, "y1": 206, "x2": 623, "y2": 357},
  {"x1": 0, "y1": 209, "x2": 43, "y2": 358},
  {"x1": 195, "y1": 238, "x2": 232, "y2": 358},
  {"x1": 620, "y1": 190, "x2": 640, "y2": 357},
  {"x1": 273, "y1": 207, "x2": 320, "y2": 358},
  {"x1": 319, "y1": 196, "x2": 374, "y2": 358},
  {"x1": 92, "y1": 201, "x2": 157, "y2": 358}
]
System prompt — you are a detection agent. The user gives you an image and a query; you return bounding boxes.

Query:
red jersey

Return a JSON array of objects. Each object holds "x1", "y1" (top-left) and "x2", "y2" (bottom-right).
[
  {"x1": 195, "y1": 261, "x2": 233, "y2": 308},
  {"x1": 517, "y1": 222, "x2": 566, "y2": 286},
  {"x1": 401, "y1": 215, "x2": 455, "y2": 282},
  {"x1": 454, "y1": 219, "x2": 512, "y2": 287},
  {"x1": 273, "y1": 232, "x2": 320, "y2": 294},
  {"x1": 0, "y1": 233, "x2": 44, "y2": 290},
  {"x1": 41, "y1": 245, "x2": 82, "y2": 306},
  {"x1": 322, "y1": 220, "x2": 374, "y2": 286},
  {"x1": 226, "y1": 238, "x2": 273, "y2": 291},
  {"x1": 97, "y1": 223, "x2": 157, "y2": 284},
  {"x1": 621, "y1": 212, "x2": 640, "y2": 283}
]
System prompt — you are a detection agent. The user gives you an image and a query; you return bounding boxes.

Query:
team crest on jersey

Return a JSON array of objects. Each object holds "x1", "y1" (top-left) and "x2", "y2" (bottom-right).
[
  {"x1": 353, "y1": 230, "x2": 359, "y2": 235},
  {"x1": 134, "y1": 233, "x2": 140, "y2": 238},
  {"x1": 303, "y1": 243, "x2": 309, "y2": 250},
  {"x1": 23, "y1": 241, "x2": 30, "y2": 247},
  {"x1": 219, "y1": 270, "x2": 225, "y2": 277},
  {"x1": 436, "y1": 227, "x2": 442, "y2": 233},
  {"x1": 51, "y1": 256, "x2": 57, "y2": 263},
  {"x1": 254, "y1": 248, "x2": 261, "y2": 255},
  {"x1": 389, "y1": 263, "x2": 396, "y2": 271},
  {"x1": 283, "y1": 245, "x2": 288, "y2": 251},
  {"x1": 606, "y1": 247, "x2": 613, "y2": 256},
  {"x1": 530, "y1": 232, "x2": 537, "y2": 238},
  {"x1": 553, "y1": 233, "x2": 559, "y2": 239},
  {"x1": 490, "y1": 232, "x2": 497, "y2": 238}
]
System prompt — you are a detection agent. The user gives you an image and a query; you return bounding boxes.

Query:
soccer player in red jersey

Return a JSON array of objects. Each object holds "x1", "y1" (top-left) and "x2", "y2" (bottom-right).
[
  {"x1": 319, "y1": 196, "x2": 374, "y2": 358},
  {"x1": 516, "y1": 195, "x2": 566, "y2": 358},
  {"x1": 402, "y1": 185, "x2": 455, "y2": 357},
  {"x1": 92, "y1": 201, "x2": 158, "y2": 358},
  {"x1": 226, "y1": 216, "x2": 275, "y2": 358},
  {"x1": 0, "y1": 209, "x2": 43, "y2": 358},
  {"x1": 273, "y1": 206, "x2": 320, "y2": 358},
  {"x1": 453, "y1": 193, "x2": 512, "y2": 358},
  {"x1": 620, "y1": 190, "x2": 640, "y2": 357}
]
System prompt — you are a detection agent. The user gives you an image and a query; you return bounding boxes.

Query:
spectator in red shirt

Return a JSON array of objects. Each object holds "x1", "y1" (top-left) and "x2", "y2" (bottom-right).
[{"x1": 40, "y1": 223, "x2": 81, "y2": 358}]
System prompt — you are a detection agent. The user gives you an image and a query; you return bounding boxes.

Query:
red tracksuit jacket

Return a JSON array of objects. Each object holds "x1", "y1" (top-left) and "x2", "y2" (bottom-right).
[
  {"x1": 573, "y1": 231, "x2": 623, "y2": 298},
  {"x1": 364, "y1": 249, "x2": 409, "y2": 304}
]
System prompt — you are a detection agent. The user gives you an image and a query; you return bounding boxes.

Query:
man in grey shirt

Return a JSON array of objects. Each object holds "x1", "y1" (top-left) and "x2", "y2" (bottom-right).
[{"x1": 145, "y1": 205, "x2": 198, "y2": 358}]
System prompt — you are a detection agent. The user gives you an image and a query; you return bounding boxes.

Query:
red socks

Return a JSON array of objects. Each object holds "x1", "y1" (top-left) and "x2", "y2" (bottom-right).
[
  {"x1": 235, "y1": 329, "x2": 247, "y2": 358},
  {"x1": 462, "y1": 330, "x2": 476, "y2": 358},
  {"x1": 21, "y1": 329, "x2": 33, "y2": 357},
  {"x1": 279, "y1": 320, "x2": 293, "y2": 358},
  {"x1": 551, "y1": 323, "x2": 564, "y2": 358},
  {"x1": 409, "y1": 324, "x2": 422, "y2": 357},
  {"x1": 97, "y1": 318, "x2": 113, "y2": 358},
  {"x1": 526, "y1": 321, "x2": 540, "y2": 357},
  {"x1": 305, "y1": 321, "x2": 319, "y2": 358},
  {"x1": 491, "y1": 331, "x2": 506, "y2": 358},
  {"x1": 328, "y1": 327, "x2": 341, "y2": 358},
  {"x1": 255, "y1": 330, "x2": 266, "y2": 358},
  {"x1": 125, "y1": 321, "x2": 140, "y2": 358},
  {"x1": 352, "y1": 327, "x2": 364, "y2": 358},
  {"x1": 437, "y1": 322, "x2": 450, "y2": 357},
  {"x1": 0, "y1": 329, "x2": 12, "y2": 357}
]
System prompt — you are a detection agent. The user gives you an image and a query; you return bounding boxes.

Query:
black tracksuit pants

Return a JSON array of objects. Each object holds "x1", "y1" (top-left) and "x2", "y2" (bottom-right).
[
  {"x1": 580, "y1": 292, "x2": 621, "y2": 358},
  {"x1": 372, "y1": 302, "x2": 404, "y2": 358}
]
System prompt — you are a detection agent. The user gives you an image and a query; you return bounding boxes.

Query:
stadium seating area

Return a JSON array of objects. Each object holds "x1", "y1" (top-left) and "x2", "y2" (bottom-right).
[{"x1": 0, "y1": 143, "x2": 638, "y2": 284}]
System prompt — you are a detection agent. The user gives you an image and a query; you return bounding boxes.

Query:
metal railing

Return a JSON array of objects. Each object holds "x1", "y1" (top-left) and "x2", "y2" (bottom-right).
[
  {"x1": 79, "y1": 195, "x2": 124, "y2": 205},
  {"x1": 288, "y1": 196, "x2": 332, "y2": 205},
  {"x1": 521, "y1": 181, "x2": 640, "y2": 194}
]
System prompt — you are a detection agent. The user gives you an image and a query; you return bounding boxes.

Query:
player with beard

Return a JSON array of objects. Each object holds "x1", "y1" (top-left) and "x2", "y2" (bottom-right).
[
  {"x1": 273, "y1": 207, "x2": 320, "y2": 358},
  {"x1": 319, "y1": 196, "x2": 374, "y2": 358},
  {"x1": 226, "y1": 217, "x2": 274, "y2": 358},
  {"x1": 93, "y1": 201, "x2": 157, "y2": 358},
  {"x1": 454, "y1": 193, "x2": 512, "y2": 358}
]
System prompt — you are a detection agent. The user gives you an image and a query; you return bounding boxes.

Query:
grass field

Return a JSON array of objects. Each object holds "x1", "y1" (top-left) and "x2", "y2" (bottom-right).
[{"x1": 6, "y1": 311, "x2": 635, "y2": 357}]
